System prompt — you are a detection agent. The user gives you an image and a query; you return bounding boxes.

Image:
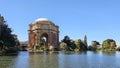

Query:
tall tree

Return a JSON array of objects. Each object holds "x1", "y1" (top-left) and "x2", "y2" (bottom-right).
[
  {"x1": 75, "y1": 39, "x2": 87, "y2": 51},
  {"x1": 83, "y1": 35, "x2": 88, "y2": 46},
  {"x1": 0, "y1": 14, "x2": 5, "y2": 36},
  {"x1": 0, "y1": 15, "x2": 17, "y2": 53},
  {"x1": 0, "y1": 14, "x2": 5, "y2": 24}
]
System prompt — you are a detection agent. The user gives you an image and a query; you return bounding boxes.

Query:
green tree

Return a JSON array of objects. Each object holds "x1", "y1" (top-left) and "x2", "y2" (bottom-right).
[
  {"x1": 75, "y1": 39, "x2": 81, "y2": 49},
  {"x1": 60, "y1": 42, "x2": 68, "y2": 51},
  {"x1": 83, "y1": 35, "x2": 88, "y2": 46},
  {"x1": 75, "y1": 39, "x2": 87, "y2": 51},
  {"x1": 61, "y1": 36, "x2": 77, "y2": 51},
  {"x1": 92, "y1": 41, "x2": 100, "y2": 48},
  {"x1": 62, "y1": 35, "x2": 71, "y2": 46},
  {"x1": 88, "y1": 41, "x2": 100, "y2": 51},
  {"x1": 69, "y1": 40, "x2": 76, "y2": 50},
  {"x1": 102, "y1": 39, "x2": 116, "y2": 50},
  {"x1": 0, "y1": 15, "x2": 18, "y2": 54}
]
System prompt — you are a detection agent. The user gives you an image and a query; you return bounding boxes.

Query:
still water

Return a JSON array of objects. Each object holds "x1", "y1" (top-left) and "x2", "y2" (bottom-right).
[{"x1": 0, "y1": 51, "x2": 120, "y2": 68}]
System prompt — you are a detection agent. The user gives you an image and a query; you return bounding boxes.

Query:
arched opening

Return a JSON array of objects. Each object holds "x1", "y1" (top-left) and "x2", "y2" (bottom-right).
[{"x1": 39, "y1": 33, "x2": 48, "y2": 50}]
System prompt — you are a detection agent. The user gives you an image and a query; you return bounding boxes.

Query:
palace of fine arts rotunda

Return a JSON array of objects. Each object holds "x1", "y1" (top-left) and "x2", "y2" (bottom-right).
[{"x1": 28, "y1": 18, "x2": 59, "y2": 51}]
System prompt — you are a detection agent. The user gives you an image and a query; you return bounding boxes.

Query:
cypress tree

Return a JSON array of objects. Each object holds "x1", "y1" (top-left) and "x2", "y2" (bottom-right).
[{"x1": 83, "y1": 35, "x2": 88, "y2": 46}]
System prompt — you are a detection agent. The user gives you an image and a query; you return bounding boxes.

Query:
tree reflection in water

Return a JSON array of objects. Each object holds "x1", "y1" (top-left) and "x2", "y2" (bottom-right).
[
  {"x1": 102, "y1": 50, "x2": 116, "y2": 56},
  {"x1": 0, "y1": 51, "x2": 120, "y2": 68}
]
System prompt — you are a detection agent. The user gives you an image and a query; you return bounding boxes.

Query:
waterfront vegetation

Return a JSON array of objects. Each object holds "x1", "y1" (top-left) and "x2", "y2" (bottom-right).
[
  {"x1": 0, "y1": 15, "x2": 120, "y2": 56},
  {"x1": 60, "y1": 35, "x2": 120, "y2": 52},
  {"x1": 0, "y1": 15, "x2": 19, "y2": 55},
  {"x1": 60, "y1": 36, "x2": 87, "y2": 52}
]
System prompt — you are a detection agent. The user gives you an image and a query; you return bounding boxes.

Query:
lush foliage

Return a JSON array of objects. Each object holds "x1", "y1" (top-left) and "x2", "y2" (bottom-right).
[
  {"x1": 0, "y1": 15, "x2": 19, "y2": 55},
  {"x1": 92, "y1": 41, "x2": 100, "y2": 47},
  {"x1": 60, "y1": 42, "x2": 69, "y2": 51},
  {"x1": 75, "y1": 39, "x2": 87, "y2": 51},
  {"x1": 88, "y1": 41, "x2": 100, "y2": 51},
  {"x1": 102, "y1": 39, "x2": 116, "y2": 50},
  {"x1": 60, "y1": 36, "x2": 75, "y2": 51},
  {"x1": 60, "y1": 35, "x2": 87, "y2": 51}
]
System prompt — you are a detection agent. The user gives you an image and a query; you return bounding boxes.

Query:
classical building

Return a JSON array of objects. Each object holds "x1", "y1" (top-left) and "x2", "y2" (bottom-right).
[{"x1": 28, "y1": 18, "x2": 59, "y2": 50}]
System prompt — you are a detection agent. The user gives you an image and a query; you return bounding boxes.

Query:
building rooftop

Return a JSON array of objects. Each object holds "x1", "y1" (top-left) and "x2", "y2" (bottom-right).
[{"x1": 35, "y1": 18, "x2": 50, "y2": 22}]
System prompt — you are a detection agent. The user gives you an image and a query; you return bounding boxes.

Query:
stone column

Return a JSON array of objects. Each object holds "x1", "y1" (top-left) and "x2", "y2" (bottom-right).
[
  {"x1": 28, "y1": 31, "x2": 32, "y2": 49},
  {"x1": 57, "y1": 32, "x2": 59, "y2": 49}
]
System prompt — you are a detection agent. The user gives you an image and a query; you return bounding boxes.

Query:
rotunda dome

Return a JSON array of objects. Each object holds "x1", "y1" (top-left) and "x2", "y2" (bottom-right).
[{"x1": 35, "y1": 18, "x2": 50, "y2": 22}]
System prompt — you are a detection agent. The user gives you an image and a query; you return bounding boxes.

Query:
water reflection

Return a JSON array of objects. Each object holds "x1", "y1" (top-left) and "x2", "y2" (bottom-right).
[
  {"x1": 13, "y1": 51, "x2": 29, "y2": 68},
  {"x1": 75, "y1": 51, "x2": 87, "y2": 55},
  {"x1": 28, "y1": 51, "x2": 59, "y2": 68},
  {"x1": 102, "y1": 50, "x2": 116, "y2": 56},
  {"x1": 0, "y1": 56, "x2": 16, "y2": 68},
  {"x1": 60, "y1": 51, "x2": 87, "y2": 55},
  {"x1": 0, "y1": 51, "x2": 120, "y2": 68}
]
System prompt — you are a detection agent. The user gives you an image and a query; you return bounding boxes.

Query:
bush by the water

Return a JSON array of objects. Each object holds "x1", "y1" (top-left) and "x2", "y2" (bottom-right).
[
  {"x1": 102, "y1": 39, "x2": 116, "y2": 50},
  {"x1": 60, "y1": 36, "x2": 87, "y2": 51}
]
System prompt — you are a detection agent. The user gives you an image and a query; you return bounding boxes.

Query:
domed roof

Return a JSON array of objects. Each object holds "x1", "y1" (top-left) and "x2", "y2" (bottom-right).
[
  {"x1": 31, "y1": 18, "x2": 55, "y2": 25},
  {"x1": 35, "y1": 18, "x2": 50, "y2": 22}
]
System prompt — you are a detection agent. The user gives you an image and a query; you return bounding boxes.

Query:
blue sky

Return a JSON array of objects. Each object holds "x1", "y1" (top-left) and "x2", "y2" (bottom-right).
[{"x1": 0, "y1": 0, "x2": 120, "y2": 45}]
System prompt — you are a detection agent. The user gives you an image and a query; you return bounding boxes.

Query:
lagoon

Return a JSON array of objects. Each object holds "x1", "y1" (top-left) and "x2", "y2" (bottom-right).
[{"x1": 0, "y1": 51, "x2": 120, "y2": 68}]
